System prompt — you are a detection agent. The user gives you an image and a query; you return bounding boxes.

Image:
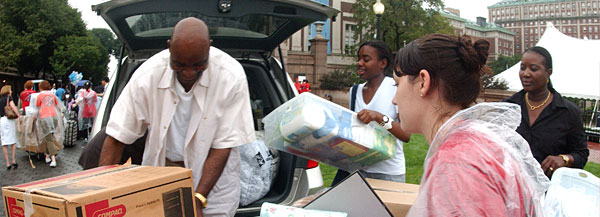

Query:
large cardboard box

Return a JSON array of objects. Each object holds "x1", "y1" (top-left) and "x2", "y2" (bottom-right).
[
  {"x1": 262, "y1": 92, "x2": 397, "y2": 171},
  {"x1": 367, "y1": 178, "x2": 420, "y2": 217},
  {"x1": 2, "y1": 165, "x2": 196, "y2": 217},
  {"x1": 304, "y1": 172, "x2": 419, "y2": 217}
]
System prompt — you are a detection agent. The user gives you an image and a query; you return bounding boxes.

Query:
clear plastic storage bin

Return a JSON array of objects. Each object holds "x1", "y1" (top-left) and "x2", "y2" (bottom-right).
[{"x1": 262, "y1": 92, "x2": 396, "y2": 172}]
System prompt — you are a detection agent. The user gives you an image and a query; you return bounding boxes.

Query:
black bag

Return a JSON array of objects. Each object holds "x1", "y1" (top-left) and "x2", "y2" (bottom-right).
[{"x1": 4, "y1": 97, "x2": 17, "y2": 119}]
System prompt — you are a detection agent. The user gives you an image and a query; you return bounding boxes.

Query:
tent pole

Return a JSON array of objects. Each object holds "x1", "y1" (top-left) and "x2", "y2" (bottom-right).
[
  {"x1": 590, "y1": 99, "x2": 598, "y2": 128},
  {"x1": 592, "y1": 99, "x2": 599, "y2": 128}
]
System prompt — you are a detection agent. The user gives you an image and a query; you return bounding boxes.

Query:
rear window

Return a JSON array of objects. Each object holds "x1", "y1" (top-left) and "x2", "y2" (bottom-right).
[{"x1": 126, "y1": 12, "x2": 288, "y2": 38}]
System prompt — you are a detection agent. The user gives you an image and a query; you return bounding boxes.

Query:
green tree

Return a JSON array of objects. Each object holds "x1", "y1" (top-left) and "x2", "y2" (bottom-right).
[
  {"x1": 488, "y1": 54, "x2": 522, "y2": 75},
  {"x1": 89, "y1": 28, "x2": 120, "y2": 57},
  {"x1": 0, "y1": 0, "x2": 87, "y2": 78},
  {"x1": 319, "y1": 65, "x2": 364, "y2": 90},
  {"x1": 50, "y1": 34, "x2": 109, "y2": 83},
  {"x1": 351, "y1": 0, "x2": 454, "y2": 52}
]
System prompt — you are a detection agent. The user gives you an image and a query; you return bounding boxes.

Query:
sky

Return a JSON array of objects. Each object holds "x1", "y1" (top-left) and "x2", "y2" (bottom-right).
[{"x1": 68, "y1": 0, "x2": 110, "y2": 30}]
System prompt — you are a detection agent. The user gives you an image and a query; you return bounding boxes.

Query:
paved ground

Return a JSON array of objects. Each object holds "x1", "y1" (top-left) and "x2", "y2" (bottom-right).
[
  {"x1": 0, "y1": 140, "x2": 87, "y2": 216},
  {"x1": 588, "y1": 141, "x2": 600, "y2": 164}
]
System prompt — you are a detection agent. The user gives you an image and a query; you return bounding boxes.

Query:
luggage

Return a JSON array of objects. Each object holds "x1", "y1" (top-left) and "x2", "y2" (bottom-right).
[
  {"x1": 64, "y1": 119, "x2": 78, "y2": 147},
  {"x1": 64, "y1": 111, "x2": 78, "y2": 147}
]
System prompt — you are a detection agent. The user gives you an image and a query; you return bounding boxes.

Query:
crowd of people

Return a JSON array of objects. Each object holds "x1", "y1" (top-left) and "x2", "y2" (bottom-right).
[
  {"x1": 1, "y1": 77, "x2": 104, "y2": 169},
  {"x1": 1, "y1": 16, "x2": 592, "y2": 217}
]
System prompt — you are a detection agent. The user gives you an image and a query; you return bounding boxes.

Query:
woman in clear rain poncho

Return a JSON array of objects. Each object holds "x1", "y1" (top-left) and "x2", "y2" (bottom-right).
[
  {"x1": 392, "y1": 34, "x2": 550, "y2": 216},
  {"x1": 72, "y1": 81, "x2": 97, "y2": 140},
  {"x1": 35, "y1": 80, "x2": 64, "y2": 168}
]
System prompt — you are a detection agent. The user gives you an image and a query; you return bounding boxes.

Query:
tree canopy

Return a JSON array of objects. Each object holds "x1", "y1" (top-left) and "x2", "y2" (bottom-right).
[
  {"x1": 351, "y1": 0, "x2": 455, "y2": 52},
  {"x1": 0, "y1": 0, "x2": 110, "y2": 84},
  {"x1": 488, "y1": 54, "x2": 522, "y2": 75},
  {"x1": 90, "y1": 28, "x2": 120, "y2": 57}
]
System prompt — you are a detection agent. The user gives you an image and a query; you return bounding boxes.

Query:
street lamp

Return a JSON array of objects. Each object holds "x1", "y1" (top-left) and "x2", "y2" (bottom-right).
[{"x1": 373, "y1": 1, "x2": 385, "y2": 40}]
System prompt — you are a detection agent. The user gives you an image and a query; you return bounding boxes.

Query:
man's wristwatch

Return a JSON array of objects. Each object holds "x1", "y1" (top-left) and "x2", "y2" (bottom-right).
[
  {"x1": 380, "y1": 115, "x2": 393, "y2": 130},
  {"x1": 559, "y1": 154, "x2": 569, "y2": 167},
  {"x1": 195, "y1": 193, "x2": 207, "y2": 209}
]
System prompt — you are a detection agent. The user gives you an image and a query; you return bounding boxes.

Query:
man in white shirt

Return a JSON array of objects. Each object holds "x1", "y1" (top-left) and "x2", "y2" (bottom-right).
[{"x1": 98, "y1": 17, "x2": 255, "y2": 217}]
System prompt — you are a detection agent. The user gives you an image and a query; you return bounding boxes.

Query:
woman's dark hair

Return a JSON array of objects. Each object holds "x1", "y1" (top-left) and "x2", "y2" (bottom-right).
[
  {"x1": 524, "y1": 46, "x2": 553, "y2": 88},
  {"x1": 358, "y1": 40, "x2": 394, "y2": 75},
  {"x1": 394, "y1": 34, "x2": 489, "y2": 108},
  {"x1": 524, "y1": 46, "x2": 552, "y2": 70},
  {"x1": 84, "y1": 81, "x2": 91, "y2": 90}
]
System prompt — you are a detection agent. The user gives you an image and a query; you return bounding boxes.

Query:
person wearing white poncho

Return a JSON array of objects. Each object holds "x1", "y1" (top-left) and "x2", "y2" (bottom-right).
[
  {"x1": 72, "y1": 81, "x2": 97, "y2": 139},
  {"x1": 392, "y1": 34, "x2": 549, "y2": 216},
  {"x1": 35, "y1": 80, "x2": 64, "y2": 168}
]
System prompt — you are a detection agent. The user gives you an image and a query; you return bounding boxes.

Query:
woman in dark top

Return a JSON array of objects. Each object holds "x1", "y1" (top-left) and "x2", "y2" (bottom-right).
[
  {"x1": 1, "y1": 85, "x2": 21, "y2": 170},
  {"x1": 505, "y1": 46, "x2": 589, "y2": 177}
]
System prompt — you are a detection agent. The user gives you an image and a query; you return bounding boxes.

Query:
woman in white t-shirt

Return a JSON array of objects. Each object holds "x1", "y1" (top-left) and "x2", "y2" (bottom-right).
[{"x1": 331, "y1": 40, "x2": 411, "y2": 185}]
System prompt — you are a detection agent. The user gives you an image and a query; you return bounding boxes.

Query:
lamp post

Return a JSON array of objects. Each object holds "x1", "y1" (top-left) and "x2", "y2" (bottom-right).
[{"x1": 373, "y1": 1, "x2": 385, "y2": 40}]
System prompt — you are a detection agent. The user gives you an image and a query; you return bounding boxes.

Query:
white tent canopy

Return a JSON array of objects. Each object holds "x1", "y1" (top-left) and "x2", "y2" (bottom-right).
[{"x1": 495, "y1": 22, "x2": 600, "y2": 100}]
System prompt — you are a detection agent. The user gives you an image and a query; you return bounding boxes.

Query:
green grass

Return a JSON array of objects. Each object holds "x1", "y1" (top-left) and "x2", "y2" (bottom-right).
[
  {"x1": 584, "y1": 161, "x2": 600, "y2": 176},
  {"x1": 321, "y1": 134, "x2": 600, "y2": 186}
]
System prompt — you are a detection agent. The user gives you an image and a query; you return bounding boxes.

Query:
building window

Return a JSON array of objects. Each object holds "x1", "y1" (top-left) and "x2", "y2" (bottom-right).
[
  {"x1": 584, "y1": 26, "x2": 587, "y2": 32},
  {"x1": 344, "y1": 24, "x2": 356, "y2": 54},
  {"x1": 595, "y1": 26, "x2": 598, "y2": 33}
]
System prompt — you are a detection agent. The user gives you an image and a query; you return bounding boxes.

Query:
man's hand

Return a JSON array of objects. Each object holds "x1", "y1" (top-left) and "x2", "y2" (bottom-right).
[
  {"x1": 98, "y1": 136, "x2": 125, "y2": 166},
  {"x1": 541, "y1": 155, "x2": 566, "y2": 176},
  {"x1": 357, "y1": 109, "x2": 384, "y2": 125}
]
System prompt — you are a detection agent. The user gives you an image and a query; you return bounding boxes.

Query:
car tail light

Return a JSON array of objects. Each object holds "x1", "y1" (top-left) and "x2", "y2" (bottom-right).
[{"x1": 306, "y1": 160, "x2": 319, "y2": 169}]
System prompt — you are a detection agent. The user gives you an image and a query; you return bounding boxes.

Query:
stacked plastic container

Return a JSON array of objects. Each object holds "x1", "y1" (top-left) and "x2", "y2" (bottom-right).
[{"x1": 263, "y1": 92, "x2": 397, "y2": 172}]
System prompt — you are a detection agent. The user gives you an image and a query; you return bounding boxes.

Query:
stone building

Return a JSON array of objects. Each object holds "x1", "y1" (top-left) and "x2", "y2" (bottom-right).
[
  {"x1": 442, "y1": 9, "x2": 516, "y2": 61},
  {"x1": 488, "y1": 0, "x2": 600, "y2": 54}
]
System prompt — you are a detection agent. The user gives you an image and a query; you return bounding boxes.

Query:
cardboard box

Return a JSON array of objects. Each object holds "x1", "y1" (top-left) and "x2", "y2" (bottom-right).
[
  {"x1": 2, "y1": 165, "x2": 196, "y2": 217},
  {"x1": 367, "y1": 178, "x2": 419, "y2": 217},
  {"x1": 304, "y1": 172, "x2": 419, "y2": 217},
  {"x1": 263, "y1": 92, "x2": 397, "y2": 171}
]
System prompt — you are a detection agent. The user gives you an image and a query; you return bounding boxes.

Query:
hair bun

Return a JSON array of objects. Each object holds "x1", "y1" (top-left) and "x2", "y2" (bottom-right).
[{"x1": 457, "y1": 36, "x2": 489, "y2": 75}]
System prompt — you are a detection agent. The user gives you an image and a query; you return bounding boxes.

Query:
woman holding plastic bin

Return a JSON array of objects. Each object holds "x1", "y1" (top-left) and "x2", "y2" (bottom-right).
[
  {"x1": 504, "y1": 46, "x2": 588, "y2": 178},
  {"x1": 331, "y1": 40, "x2": 411, "y2": 185},
  {"x1": 393, "y1": 34, "x2": 549, "y2": 216}
]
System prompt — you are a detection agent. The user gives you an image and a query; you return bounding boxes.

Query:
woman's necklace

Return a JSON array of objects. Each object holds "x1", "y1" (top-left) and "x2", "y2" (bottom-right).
[{"x1": 525, "y1": 91, "x2": 551, "y2": 111}]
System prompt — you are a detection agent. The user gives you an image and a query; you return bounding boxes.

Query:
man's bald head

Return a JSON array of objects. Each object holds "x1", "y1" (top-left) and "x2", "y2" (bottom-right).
[
  {"x1": 168, "y1": 17, "x2": 211, "y2": 92},
  {"x1": 170, "y1": 17, "x2": 210, "y2": 45},
  {"x1": 169, "y1": 17, "x2": 210, "y2": 50}
]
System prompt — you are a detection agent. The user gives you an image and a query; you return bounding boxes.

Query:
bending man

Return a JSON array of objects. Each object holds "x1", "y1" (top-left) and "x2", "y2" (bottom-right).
[{"x1": 98, "y1": 17, "x2": 255, "y2": 217}]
